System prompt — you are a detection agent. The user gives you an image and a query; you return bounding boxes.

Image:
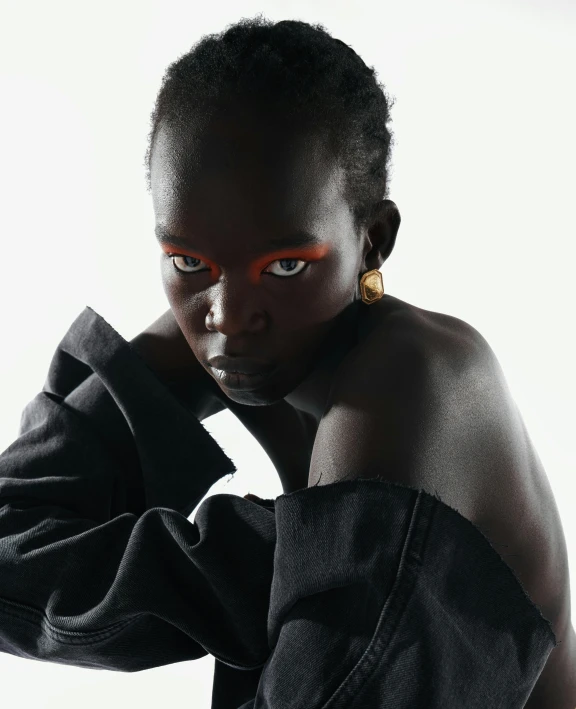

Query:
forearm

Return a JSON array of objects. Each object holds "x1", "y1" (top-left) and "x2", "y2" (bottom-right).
[{"x1": 129, "y1": 309, "x2": 226, "y2": 421}]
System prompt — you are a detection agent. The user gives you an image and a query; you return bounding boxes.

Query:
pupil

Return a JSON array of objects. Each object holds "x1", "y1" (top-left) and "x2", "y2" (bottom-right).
[{"x1": 280, "y1": 259, "x2": 296, "y2": 271}]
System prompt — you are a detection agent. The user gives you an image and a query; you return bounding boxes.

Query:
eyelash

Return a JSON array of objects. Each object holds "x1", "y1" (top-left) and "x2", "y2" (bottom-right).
[{"x1": 166, "y1": 254, "x2": 311, "y2": 278}]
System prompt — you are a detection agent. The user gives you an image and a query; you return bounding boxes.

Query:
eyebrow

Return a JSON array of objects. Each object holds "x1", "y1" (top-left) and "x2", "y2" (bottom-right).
[{"x1": 154, "y1": 225, "x2": 323, "y2": 250}]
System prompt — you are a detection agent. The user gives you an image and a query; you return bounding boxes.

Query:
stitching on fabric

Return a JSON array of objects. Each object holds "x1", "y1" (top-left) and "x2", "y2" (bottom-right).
[
  {"x1": 319, "y1": 490, "x2": 435, "y2": 709},
  {"x1": 0, "y1": 595, "x2": 269, "y2": 667},
  {"x1": 0, "y1": 595, "x2": 137, "y2": 645}
]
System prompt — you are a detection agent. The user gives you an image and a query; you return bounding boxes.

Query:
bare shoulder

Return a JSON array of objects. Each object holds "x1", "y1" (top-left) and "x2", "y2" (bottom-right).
[
  {"x1": 353, "y1": 294, "x2": 575, "y2": 683},
  {"x1": 356, "y1": 293, "x2": 485, "y2": 361}
]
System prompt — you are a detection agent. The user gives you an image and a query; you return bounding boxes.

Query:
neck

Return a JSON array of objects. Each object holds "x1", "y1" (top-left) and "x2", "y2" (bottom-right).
[{"x1": 284, "y1": 299, "x2": 362, "y2": 426}]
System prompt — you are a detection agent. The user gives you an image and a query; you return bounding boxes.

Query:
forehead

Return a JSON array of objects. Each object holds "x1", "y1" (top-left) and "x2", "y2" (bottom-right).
[{"x1": 149, "y1": 115, "x2": 350, "y2": 241}]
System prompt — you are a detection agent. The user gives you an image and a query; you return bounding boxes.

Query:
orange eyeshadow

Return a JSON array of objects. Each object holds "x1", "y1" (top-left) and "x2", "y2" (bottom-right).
[{"x1": 160, "y1": 242, "x2": 331, "y2": 284}]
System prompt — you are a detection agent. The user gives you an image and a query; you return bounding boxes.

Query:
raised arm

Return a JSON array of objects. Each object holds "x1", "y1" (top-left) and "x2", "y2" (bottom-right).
[
  {"x1": 0, "y1": 306, "x2": 276, "y2": 675},
  {"x1": 130, "y1": 307, "x2": 315, "y2": 494},
  {"x1": 129, "y1": 307, "x2": 226, "y2": 421}
]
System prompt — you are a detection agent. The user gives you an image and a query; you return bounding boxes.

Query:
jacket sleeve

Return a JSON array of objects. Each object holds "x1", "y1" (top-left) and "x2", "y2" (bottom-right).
[
  {"x1": 0, "y1": 306, "x2": 277, "y2": 673},
  {"x1": 244, "y1": 479, "x2": 558, "y2": 709},
  {"x1": 0, "y1": 306, "x2": 559, "y2": 706}
]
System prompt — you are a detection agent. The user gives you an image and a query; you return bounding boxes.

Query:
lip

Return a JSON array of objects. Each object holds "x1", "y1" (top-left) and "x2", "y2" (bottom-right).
[
  {"x1": 207, "y1": 355, "x2": 275, "y2": 375},
  {"x1": 210, "y1": 367, "x2": 277, "y2": 391}
]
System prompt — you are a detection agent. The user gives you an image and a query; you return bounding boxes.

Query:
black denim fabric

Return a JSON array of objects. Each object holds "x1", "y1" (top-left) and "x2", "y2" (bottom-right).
[{"x1": 0, "y1": 306, "x2": 557, "y2": 708}]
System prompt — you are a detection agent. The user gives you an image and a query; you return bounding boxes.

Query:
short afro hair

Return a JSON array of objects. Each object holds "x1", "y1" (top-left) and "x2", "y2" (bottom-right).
[{"x1": 144, "y1": 14, "x2": 396, "y2": 235}]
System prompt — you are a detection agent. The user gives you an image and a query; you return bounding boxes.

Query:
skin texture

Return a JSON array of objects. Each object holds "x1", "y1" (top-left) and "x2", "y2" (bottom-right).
[
  {"x1": 309, "y1": 295, "x2": 576, "y2": 706},
  {"x1": 145, "y1": 108, "x2": 575, "y2": 705},
  {"x1": 128, "y1": 306, "x2": 318, "y2": 494},
  {"x1": 149, "y1": 110, "x2": 399, "y2": 422}
]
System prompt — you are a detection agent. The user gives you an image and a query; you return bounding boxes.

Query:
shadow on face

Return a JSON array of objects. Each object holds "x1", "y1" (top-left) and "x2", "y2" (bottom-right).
[{"x1": 149, "y1": 110, "x2": 368, "y2": 407}]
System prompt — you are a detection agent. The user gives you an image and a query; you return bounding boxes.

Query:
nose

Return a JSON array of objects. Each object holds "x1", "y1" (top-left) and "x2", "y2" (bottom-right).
[{"x1": 205, "y1": 280, "x2": 268, "y2": 336}]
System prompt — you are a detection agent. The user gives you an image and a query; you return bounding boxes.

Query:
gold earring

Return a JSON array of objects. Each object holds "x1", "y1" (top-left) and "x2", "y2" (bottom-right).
[{"x1": 359, "y1": 269, "x2": 384, "y2": 305}]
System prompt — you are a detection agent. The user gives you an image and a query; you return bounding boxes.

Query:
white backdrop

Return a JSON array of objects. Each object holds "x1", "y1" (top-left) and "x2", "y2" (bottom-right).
[{"x1": 0, "y1": 0, "x2": 574, "y2": 706}]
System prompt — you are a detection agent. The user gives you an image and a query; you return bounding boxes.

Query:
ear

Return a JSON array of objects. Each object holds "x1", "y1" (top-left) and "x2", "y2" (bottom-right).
[{"x1": 362, "y1": 199, "x2": 401, "y2": 271}]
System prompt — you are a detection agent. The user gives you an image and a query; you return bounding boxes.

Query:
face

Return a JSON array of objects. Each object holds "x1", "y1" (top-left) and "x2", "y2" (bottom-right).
[{"x1": 149, "y1": 111, "x2": 372, "y2": 407}]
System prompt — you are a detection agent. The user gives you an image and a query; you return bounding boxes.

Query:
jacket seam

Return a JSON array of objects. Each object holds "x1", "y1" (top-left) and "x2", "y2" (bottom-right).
[
  {"x1": 319, "y1": 490, "x2": 436, "y2": 709},
  {"x1": 0, "y1": 595, "x2": 137, "y2": 644},
  {"x1": 0, "y1": 595, "x2": 268, "y2": 669}
]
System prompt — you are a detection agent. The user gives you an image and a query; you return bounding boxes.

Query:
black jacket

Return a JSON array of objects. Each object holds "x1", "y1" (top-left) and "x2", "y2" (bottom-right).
[{"x1": 0, "y1": 306, "x2": 557, "y2": 708}]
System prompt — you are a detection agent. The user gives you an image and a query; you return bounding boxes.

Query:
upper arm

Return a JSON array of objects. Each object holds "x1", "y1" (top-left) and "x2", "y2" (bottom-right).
[
  {"x1": 308, "y1": 312, "x2": 519, "y2": 522},
  {"x1": 307, "y1": 318, "x2": 458, "y2": 492}
]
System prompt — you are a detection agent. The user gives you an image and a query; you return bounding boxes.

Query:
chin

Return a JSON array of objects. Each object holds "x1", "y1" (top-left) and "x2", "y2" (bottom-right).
[
  {"x1": 220, "y1": 371, "x2": 304, "y2": 407},
  {"x1": 221, "y1": 386, "x2": 284, "y2": 407},
  {"x1": 216, "y1": 359, "x2": 312, "y2": 408}
]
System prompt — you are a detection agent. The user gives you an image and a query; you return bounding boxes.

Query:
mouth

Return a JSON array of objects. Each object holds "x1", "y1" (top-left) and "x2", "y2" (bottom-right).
[
  {"x1": 210, "y1": 366, "x2": 277, "y2": 391},
  {"x1": 207, "y1": 354, "x2": 275, "y2": 375}
]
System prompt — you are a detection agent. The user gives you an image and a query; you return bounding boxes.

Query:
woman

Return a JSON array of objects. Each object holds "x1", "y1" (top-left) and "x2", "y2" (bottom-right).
[{"x1": 0, "y1": 16, "x2": 573, "y2": 708}]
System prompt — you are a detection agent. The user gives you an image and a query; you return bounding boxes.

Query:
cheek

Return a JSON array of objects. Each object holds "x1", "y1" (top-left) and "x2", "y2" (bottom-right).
[
  {"x1": 160, "y1": 260, "x2": 205, "y2": 313},
  {"x1": 310, "y1": 256, "x2": 358, "y2": 316},
  {"x1": 159, "y1": 268, "x2": 207, "y2": 345}
]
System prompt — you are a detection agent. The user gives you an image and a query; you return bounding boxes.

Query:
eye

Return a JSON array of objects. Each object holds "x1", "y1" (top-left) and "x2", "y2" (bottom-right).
[
  {"x1": 170, "y1": 255, "x2": 209, "y2": 274},
  {"x1": 264, "y1": 258, "x2": 309, "y2": 277},
  {"x1": 169, "y1": 254, "x2": 309, "y2": 278}
]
